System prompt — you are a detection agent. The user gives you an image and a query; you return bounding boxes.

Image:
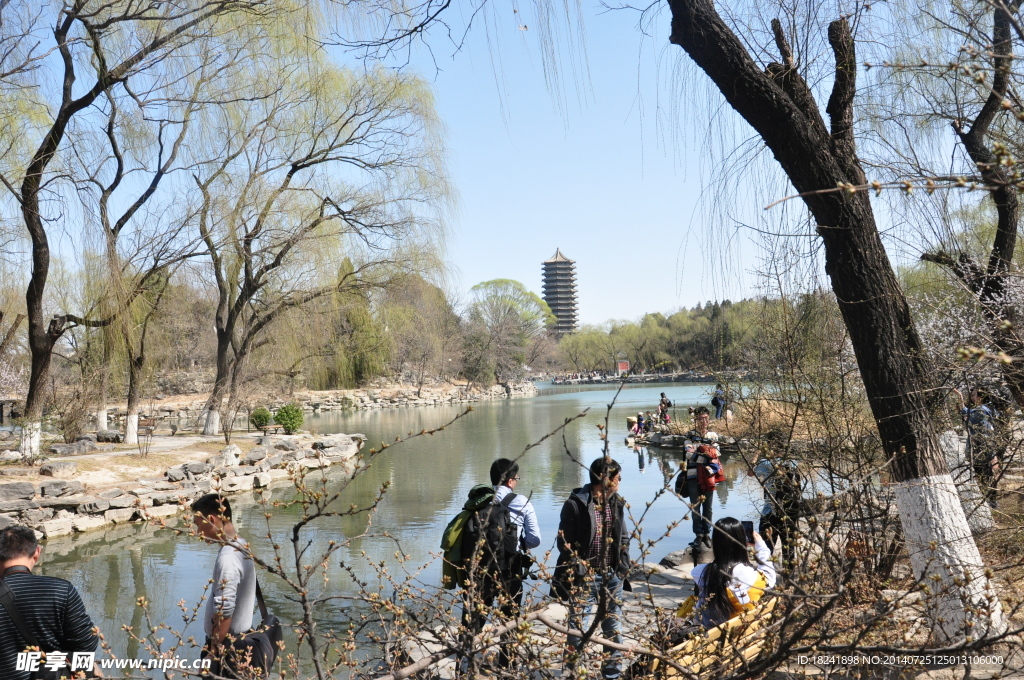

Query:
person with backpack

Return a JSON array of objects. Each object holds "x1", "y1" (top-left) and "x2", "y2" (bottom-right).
[
  {"x1": 658, "y1": 393, "x2": 672, "y2": 425},
  {"x1": 192, "y1": 494, "x2": 281, "y2": 680},
  {"x1": 956, "y1": 387, "x2": 1004, "y2": 508},
  {"x1": 675, "y1": 406, "x2": 722, "y2": 548},
  {"x1": 442, "y1": 459, "x2": 539, "y2": 671},
  {"x1": 552, "y1": 457, "x2": 631, "y2": 680},
  {"x1": 751, "y1": 453, "x2": 804, "y2": 564}
]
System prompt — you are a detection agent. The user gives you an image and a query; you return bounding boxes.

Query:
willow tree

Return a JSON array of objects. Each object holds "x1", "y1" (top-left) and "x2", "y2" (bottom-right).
[
  {"x1": 463, "y1": 279, "x2": 554, "y2": 387},
  {"x1": 861, "y1": 1, "x2": 1024, "y2": 405},
  {"x1": 192, "y1": 57, "x2": 448, "y2": 435},
  {"x1": 665, "y1": 0, "x2": 1004, "y2": 639},
  {"x1": 0, "y1": 0, "x2": 265, "y2": 455}
]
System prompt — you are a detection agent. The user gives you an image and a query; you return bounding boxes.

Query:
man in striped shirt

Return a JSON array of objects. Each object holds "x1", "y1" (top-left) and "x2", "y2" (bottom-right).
[
  {"x1": 553, "y1": 457, "x2": 630, "y2": 679},
  {"x1": 0, "y1": 525, "x2": 99, "y2": 680}
]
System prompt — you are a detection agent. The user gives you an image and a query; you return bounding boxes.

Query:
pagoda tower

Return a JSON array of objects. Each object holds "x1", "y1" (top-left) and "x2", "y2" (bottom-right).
[{"x1": 542, "y1": 249, "x2": 578, "y2": 336}]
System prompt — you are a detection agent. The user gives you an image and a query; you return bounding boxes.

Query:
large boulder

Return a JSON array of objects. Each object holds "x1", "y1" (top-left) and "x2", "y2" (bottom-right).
[
  {"x1": 74, "y1": 433, "x2": 98, "y2": 443},
  {"x1": 186, "y1": 462, "x2": 213, "y2": 476},
  {"x1": 40, "y1": 481, "x2": 84, "y2": 498},
  {"x1": 206, "y1": 444, "x2": 241, "y2": 468},
  {"x1": 0, "y1": 482, "x2": 35, "y2": 501},
  {"x1": 166, "y1": 467, "x2": 188, "y2": 483},
  {"x1": 242, "y1": 446, "x2": 269, "y2": 465},
  {"x1": 22, "y1": 508, "x2": 53, "y2": 524},
  {"x1": 105, "y1": 508, "x2": 137, "y2": 524},
  {"x1": 98, "y1": 488, "x2": 126, "y2": 500},
  {"x1": 96, "y1": 430, "x2": 123, "y2": 443},
  {"x1": 77, "y1": 500, "x2": 110, "y2": 515},
  {"x1": 40, "y1": 518, "x2": 73, "y2": 537},
  {"x1": 221, "y1": 475, "x2": 255, "y2": 492},
  {"x1": 48, "y1": 440, "x2": 97, "y2": 456},
  {"x1": 321, "y1": 445, "x2": 357, "y2": 461},
  {"x1": 0, "y1": 514, "x2": 17, "y2": 529},
  {"x1": 312, "y1": 435, "x2": 359, "y2": 450},
  {"x1": 274, "y1": 439, "x2": 298, "y2": 452},
  {"x1": 659, "y1": 550, "x2": 691, "y2": 569},
  {"x1": 0, "y1": 450, "x2": 24, "y2": 463},
  {"x1": 106, "y1": 495, "x2": 136, "y2": 509},
  {"x1": 40, "y1": 461, "x2": 78, "y2": 479}
]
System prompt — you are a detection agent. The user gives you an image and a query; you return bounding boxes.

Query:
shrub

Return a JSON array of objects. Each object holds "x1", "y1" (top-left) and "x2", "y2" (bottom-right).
[
  {"x1": 250, "y1": 407, "x2": 272, "y2": 429},
  {"x1": 274, "y1": 403, "x2": 304, "y2": 434}
]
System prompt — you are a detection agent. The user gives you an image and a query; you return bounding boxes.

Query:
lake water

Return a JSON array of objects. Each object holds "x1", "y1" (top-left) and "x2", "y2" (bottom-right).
[{"x1": 36, "y1": 382, "x2": 767, "y2": 669}]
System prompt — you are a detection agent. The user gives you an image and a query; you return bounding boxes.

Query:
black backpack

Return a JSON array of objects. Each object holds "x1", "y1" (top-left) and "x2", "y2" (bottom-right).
[{"x1": 462, "y1": 491, "x2": 519, "y2": 578}]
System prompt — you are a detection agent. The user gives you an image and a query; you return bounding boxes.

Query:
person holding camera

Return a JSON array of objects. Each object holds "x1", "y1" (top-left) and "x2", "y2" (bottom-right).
[
  {"x1": 690, "y1": 517, "x2": 776, "y2": 629},
  {"x1": 676, "y1": 406, "x2": 721, "y2": 548}
]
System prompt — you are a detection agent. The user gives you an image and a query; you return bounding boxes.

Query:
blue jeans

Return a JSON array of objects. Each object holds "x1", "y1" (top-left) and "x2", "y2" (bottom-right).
[
  {"x1": 715, "y1": 402, "x2": 725, "y2": 419},
  {"x1": 566, "y1": 572, "x2": 624, "y2": 679},
  {"x1": 687, "y1": 477, "x2": 713, "y2": 538}
]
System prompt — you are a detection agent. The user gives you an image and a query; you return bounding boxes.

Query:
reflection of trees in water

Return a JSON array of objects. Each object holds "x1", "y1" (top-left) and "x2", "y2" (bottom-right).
[{"x1": 128, "y1": 548, "x2": 144, "y2": 660}]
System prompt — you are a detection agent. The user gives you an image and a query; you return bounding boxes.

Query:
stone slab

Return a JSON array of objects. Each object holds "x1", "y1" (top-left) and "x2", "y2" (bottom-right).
[
  {"x1": 106, "y1": 496, "x2": 136, "y2": 509},
  {"x1": 253, "y1": 473, "x2": 272, "y2": 488},
  {"x1": 72, "y1": 515, "x2": 109, "y2": 532},
  {"x1": 39, "y1": 462, "x2": 77, "y2": 477},
  {"x1": 40, "y1": 480, "x2": 84, "y2": 497},
  {"x1": 142, "y1": 505, "x2": 179, "y2": 519},
  {"x1": 0, "y1": 482, "x2": 35, "y2": 501},
  {"x1": 221, "y1": 475, "x2": 255, "y2": 492},
  {"x1": 105, "y1": 508, "x2": 137, "y2": 524},
  {"x1": 77, "y1": 500, "x2": 110, "y2": 514},
  {"x1": 40, "y1": 518, "x2": 73, "y2": 537},
  {"x1": 0, "y1": 500, "x2": 35, "y2": 513}
]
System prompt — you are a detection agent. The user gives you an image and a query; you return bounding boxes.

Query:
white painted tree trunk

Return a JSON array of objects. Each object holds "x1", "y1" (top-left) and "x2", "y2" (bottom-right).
[
  {"x1": 893, "y1": 475, "x2": 1005, "y2": 641},
  {"x1": 124, "y1": 412, "x2": 139, "y2": 445},
  {"x1": 20, "y1": 421, "x2": 41, "y2": 458},
  {"x1": 939, "y1": 430, "x2": 994, "y2": 533},
  {"x1": 203, "y1": 409, "x2": 221, "y2": 436},
  {"x1": 96, "y1": 407, "x2": 108, "y2": 433}
]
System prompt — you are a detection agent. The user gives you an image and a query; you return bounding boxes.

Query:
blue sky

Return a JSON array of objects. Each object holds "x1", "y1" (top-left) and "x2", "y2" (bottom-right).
[{"x1": 417, "y1": 4, "x2": 762, "y2": 325}]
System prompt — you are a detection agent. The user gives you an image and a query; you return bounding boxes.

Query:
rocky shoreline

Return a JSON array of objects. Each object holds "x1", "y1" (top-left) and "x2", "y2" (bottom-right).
[
  {"x1": 88, "y1": 380, "x2": 539, "y2": 425},
  {"x1": 0, "y1": 433, "x2": 364, "y2": 539}
]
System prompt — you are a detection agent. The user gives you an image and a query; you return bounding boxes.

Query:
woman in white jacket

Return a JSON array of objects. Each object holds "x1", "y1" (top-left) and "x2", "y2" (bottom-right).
[{"x1": 690, "y1": 517, "x2": 776, "y2": 628}]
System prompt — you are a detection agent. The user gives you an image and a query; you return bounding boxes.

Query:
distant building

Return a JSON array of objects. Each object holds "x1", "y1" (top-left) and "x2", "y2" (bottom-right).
[{"x1": 542, "y1": 248, "x2": 578, "y2": 336}]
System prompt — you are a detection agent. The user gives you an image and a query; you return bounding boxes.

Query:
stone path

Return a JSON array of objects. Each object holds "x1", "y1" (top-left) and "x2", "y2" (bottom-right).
[{"x1": 399, "y1": 556, "x2": 698, "y2": 679}]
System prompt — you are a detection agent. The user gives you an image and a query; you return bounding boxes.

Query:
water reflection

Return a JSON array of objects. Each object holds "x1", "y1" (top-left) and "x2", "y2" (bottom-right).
[{"x1": 37, "y1": 382, "x2": 768, "y2": 669}]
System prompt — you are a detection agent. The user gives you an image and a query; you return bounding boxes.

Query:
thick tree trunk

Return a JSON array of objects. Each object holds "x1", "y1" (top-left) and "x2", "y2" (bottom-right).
[
  {"x1": 124, "y1": 356, "x2": 143, "y2": 445},
  {"x1": 203, "y1": 328, "x2": 232, "y2": 435},
  {"x1": 667, "y1": 0, "x2": 1004, "y2": 639},
  {"x1": 96, "y1": 341, "x2": 111, "y2": 433},
  {"x1": 125, "y1": 413, "x2": 139, "y2": 445}
]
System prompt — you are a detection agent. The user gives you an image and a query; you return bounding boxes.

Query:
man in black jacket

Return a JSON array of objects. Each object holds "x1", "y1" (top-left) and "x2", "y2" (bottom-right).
[
  {"x1": 552, "y1": 457, "x2": 630, "y2": 679},
  {"x1": 0, "y1": 525, "x2": 99, "y2": 680}
]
